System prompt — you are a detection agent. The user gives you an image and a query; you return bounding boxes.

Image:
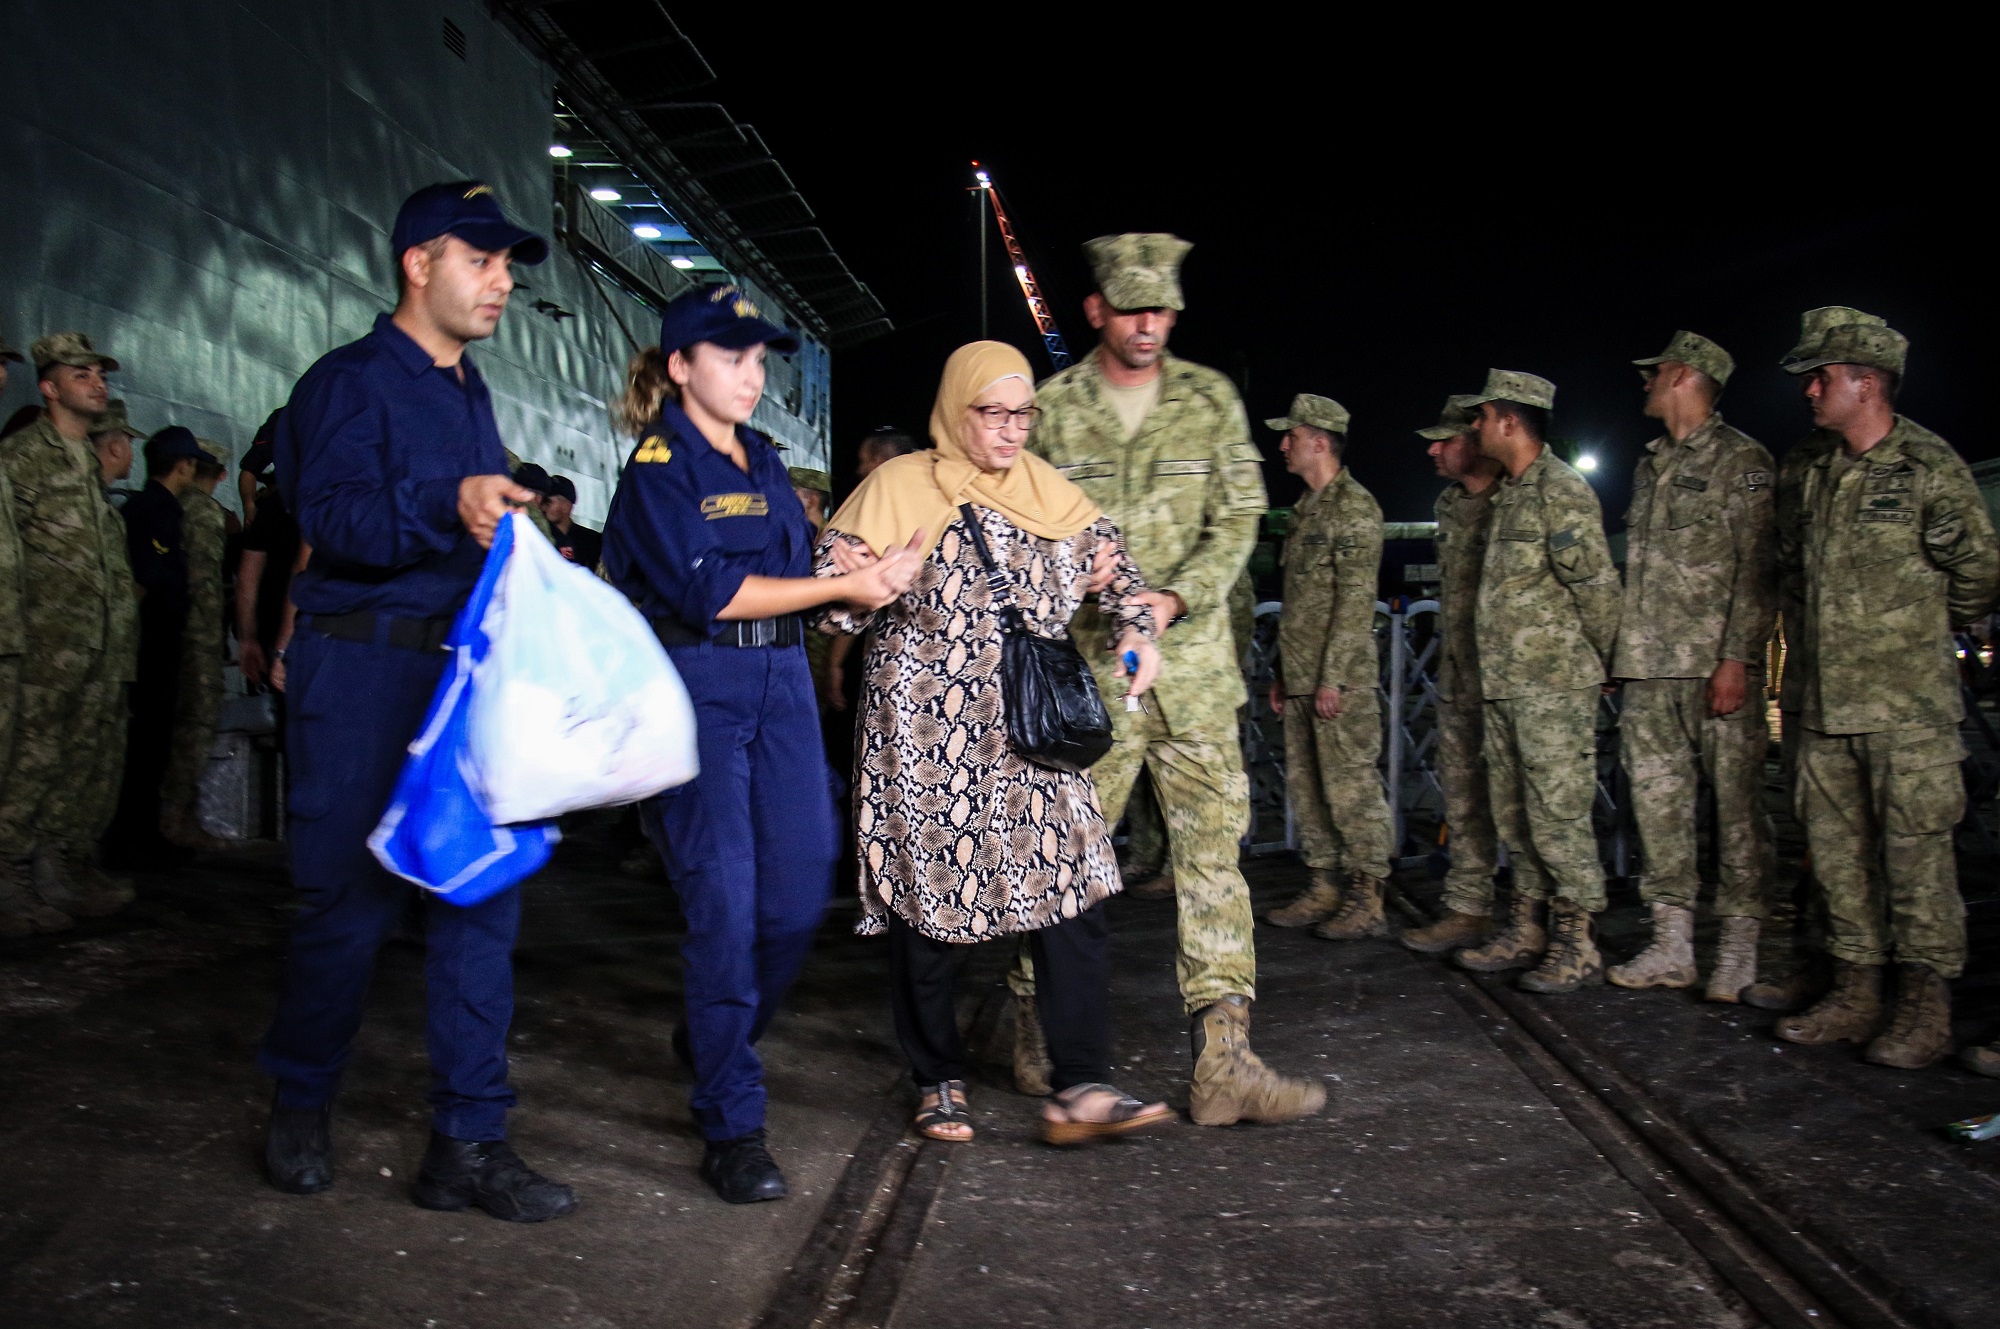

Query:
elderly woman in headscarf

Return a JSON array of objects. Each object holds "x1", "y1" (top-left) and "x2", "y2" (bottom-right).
[{"x1": 813, "y1": 341, "x2": 1173, "y2": 1146}]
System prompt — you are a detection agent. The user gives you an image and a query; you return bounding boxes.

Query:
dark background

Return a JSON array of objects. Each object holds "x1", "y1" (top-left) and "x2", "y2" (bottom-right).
[{"x1": 676, "y1": 16, "x2": 1984, "y2": 523}]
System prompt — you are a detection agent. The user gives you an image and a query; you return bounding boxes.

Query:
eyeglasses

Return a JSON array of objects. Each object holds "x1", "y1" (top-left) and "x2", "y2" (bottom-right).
[{"x1": 969, "y1": 404, "x2": 1042, "y2": 429}]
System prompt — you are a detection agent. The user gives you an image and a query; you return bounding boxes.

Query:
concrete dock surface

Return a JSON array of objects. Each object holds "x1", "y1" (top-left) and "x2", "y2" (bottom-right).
[{"x1": 3, "y1": 819, "x2": 1997, "y2": 1328}]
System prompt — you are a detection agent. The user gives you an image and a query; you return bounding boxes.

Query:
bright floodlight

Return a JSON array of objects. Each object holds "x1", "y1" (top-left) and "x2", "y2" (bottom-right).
[
  {"x1": 1576, "y1": 453, "x2": 1599, "y2": 472},
  {"x1": 590, "y1": 188, "x2": 621, "y2": 201},
  {"x1": 670, "y1": 257, "x2": 696, "y2": 269},
  {"x1": 975, "y1": 170, "x2": 991, "y2": 185},
  {"x1": 548, "y1": 144, "x2": 573, "y2": 158},
  {"x1": 632, "y1": 224, "x2": 662, "y2": 239}
]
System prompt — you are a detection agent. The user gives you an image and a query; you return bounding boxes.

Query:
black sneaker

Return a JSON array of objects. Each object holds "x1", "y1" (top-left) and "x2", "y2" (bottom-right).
[
  {"x1": 700, "y1": 1130, "x2": 788, "y2": 1204},
  {"x1": 265, "y1": 1097, "x2": 334, "y2": 1195},
  {"x1": 411, "y1": 1132, "x2": 578, "y2": 1223}
]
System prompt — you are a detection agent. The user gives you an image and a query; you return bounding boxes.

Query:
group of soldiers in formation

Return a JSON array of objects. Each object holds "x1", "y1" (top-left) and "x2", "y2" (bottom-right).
[
  {"x1": 1244, "y1": 306, "x2": 2000, "y2": 1080},
  {"x1": 0, "y1": 330, "x2": 245, "y2": 936}
]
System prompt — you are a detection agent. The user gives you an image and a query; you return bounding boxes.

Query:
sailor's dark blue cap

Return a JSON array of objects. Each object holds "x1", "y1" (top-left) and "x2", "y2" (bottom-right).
[
  {"x1": 659, "y1": 284, "x2": 798, "y2": 356},
  {"x1": 391, "y1": 180, "x2": 548, "y2": 266},
  {"x1": 147, "y1": 425, "x2": 205, "y2": 462}
]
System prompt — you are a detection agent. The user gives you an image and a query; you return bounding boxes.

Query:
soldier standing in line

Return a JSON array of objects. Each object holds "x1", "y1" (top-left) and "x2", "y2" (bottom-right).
[
  {"x1": 1774, "y1": 313, "x2": 1999, "y2": 1068},
  {"x1": 0, "y1": 334, "x2": 132, "y2": 928},
  {"x1": 158, "y1": 439, "x2": 233, "y2": 850},
  {"x1": 1021, "y1": 234, "x2": 1323, "y2": 1126},
  {"x1": 1401, "y1": 395, "x2": 1504, "y2": 955},
  {"x1": 1259, "y1": 394, "x2": 1395, "y2": 937},
  {"x1": 0, "y1": 338, "x2": 25, "y2": 936},
  {"x1": 1453, "y1": 371, "x2": 1622, "y2": 993},
  {"x1": 1607, "y1": 333, "x2": 1780, "y2": 1000}
]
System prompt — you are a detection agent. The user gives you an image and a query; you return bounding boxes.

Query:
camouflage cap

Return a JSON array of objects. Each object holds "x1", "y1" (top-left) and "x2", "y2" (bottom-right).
[
  {"x1": 1632, "y1": 330, "x2": 1734, "y2": 387},
  {"x1": 196, "y1": 438, "x2": 230, "y2": 467},
  {"x1": 30, "y1": 331, "x2": 119, "y2": 374},
  {"x1": 1780, "y1": 307, "x2": 1907, "y2": 377},
  {"x1": 1264, "y1": 393, "x2": 1350, "y2": 436},
  {"x1": 1461, "y1": 369, "x2": 1556, "y2": 412},
  {"x1": 786, "y1": 465, "x2": 832, "y2": 494},
  {"x1": 1083, "y1": 233, "x2": 1193, "y2": 312},
  {"x1": 1415, "y1": 393, "x2": 1482, "y2": 441},
  {"x1": 89, "y1": 399, "x2": 149, "y2": 440},
  {"x1": 0, "y1": 332, "x2": 24, "y2": 364}
]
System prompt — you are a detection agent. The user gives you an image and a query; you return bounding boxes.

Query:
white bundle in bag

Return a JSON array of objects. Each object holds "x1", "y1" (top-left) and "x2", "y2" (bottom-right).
[{"x1": 468, "y1": 511, "x2": 698, "y2": 823}]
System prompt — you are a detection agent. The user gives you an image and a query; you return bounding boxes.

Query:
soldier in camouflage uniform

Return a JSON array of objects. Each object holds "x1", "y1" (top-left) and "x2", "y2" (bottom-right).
[
  {"x1": 0, "y1": 338, "x2": 27, "y2": 935},
  {"x1": 1773, "y1": 312, "x2": 1999, "y2": 1069},
  {"x1": 1453, "y1": 371, "x2": 1621, "y2": 994},
  {"x1": 0, "y1": 334, "x2": 132, "y2": 928},
  {"x1": 1608, "y1": 332, "x2": 1780, "y2": 1001},
  {"x1": 159, "y1": 440, "x2": 233, "y2": 850},
  {"x1": 1019, "y1": 234, "x2": 1323, "y2": 1126},
  {"x1": 1402, "y1": 395, "x2": 1504, "y2": 955},
  {"x1": 1258, "y1": 395, "x2": 1395, "y2": 938}
]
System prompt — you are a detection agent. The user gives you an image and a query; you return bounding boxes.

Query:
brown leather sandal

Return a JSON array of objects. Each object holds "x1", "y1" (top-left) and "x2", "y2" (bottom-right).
[
  {"x1": 1040, "y1": 1083, "x2": 1175, "y2": 1146},
  {"x1": 915, "y1": 1080, "x2": 974, "y2": 1142}
]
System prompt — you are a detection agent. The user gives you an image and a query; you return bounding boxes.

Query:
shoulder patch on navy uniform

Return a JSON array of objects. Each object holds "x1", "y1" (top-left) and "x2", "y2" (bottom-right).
[
  {"x1": 1548, "y1": 528, "x2": 1579, "y2": 551},
  {"x1": 701, "y1": 493, "x2": 770, "y2": 519},
  {"x1": 633, "y1": 435, "x2": 673, "y2": 465}
]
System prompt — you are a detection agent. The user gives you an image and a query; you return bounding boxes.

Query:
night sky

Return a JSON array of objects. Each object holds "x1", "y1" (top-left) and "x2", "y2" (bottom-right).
[{"x1": 670, "y1": 17, "x2": 1982, "y2": 524}]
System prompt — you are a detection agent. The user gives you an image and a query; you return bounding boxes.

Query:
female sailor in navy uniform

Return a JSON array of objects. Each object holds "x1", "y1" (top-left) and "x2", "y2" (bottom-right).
[{"x1": 602, "y1": 285, "x2": 923, "y2": 1204}]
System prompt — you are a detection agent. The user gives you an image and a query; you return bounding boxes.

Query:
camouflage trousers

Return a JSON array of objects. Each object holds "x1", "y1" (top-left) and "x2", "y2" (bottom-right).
[
  {"x1": 1012, "y1": 701, "x2": 1257, "y2": 1014},
  {"x1": 1436, "y1": 695, "x2": 1498, "y2": 916},
  {"x1": 160, "y1": 643, "x2": 224, "y2": 820},
  {"x1": 1620, "y1": 676, "x2": 1776, "y2": 918},
  {"x1": 1795, "y1": 724, "x2": 1967, "y2": 977},
  {"x1": 68, "y1": 674, "x2": 129, "y2": 846},
  {"x1": 0, "y1": 655, "x2": 18, "y2": 849},
  {"x1": 0, "y1": 640, "x2": 103, "y2": 854},
  {"x1": 1123, "y1": 767, "x2": 1170, "y2": 877},
  {"x1": 1281, "y1": 695, "x2": 1392, "y2": 881},
  {"x1": 1484, "y1": 686, "x2": 1606, "y2": 912}
]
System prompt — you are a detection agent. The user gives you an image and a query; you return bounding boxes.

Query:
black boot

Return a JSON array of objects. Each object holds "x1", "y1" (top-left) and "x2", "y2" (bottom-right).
[
  {"x1": 411, "y1": 1132, "x2": 578, "y2": 1223},
  {"x1": 265, "y1": 1097, "x2": 334, "y2": 1195},
  {"x1": 700, "y1": 1129, "x2": 787, "y2": 1204}
]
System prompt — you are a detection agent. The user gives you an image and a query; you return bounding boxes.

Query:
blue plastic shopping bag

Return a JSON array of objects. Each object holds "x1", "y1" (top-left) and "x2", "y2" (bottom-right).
[{"x1": 368, "y1": 514, "x2": 558, "y2": 904}]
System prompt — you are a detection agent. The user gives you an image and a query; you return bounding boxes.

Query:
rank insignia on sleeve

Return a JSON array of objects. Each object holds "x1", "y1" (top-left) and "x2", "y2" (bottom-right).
[{"x1": 633, "y1": 436, "x2": 672, "y2": 465}]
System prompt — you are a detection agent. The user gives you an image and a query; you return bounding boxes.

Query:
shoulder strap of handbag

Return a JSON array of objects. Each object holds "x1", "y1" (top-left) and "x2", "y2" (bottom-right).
[{"x1": 956, "y1": 503, "x2": 1025, "y2": 632}]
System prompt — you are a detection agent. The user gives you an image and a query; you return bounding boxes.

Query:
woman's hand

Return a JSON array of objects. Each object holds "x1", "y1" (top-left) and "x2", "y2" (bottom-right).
[
  {"x1": 1114, "y1": 630, "x2": 1161, "y2": 698},
  {"x1": 829, "y1": 536, "x2": 876, "y2": 576},
  {"x1": 841, "y1": 529, "x2": 927, "y2": 610}
]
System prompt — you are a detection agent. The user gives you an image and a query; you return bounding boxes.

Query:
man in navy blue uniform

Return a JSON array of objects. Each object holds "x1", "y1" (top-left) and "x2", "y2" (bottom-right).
[{"x1": 259, "y1": 181, "x2": 576, "y2": 1223}]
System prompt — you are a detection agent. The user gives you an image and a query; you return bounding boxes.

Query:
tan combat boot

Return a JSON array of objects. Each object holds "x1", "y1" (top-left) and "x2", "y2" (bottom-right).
[
  {"x1": 1775, "y1": 959, "x2": 1882, "y2": 1046},
  {"x1": 1012, "y1": 994, "x2": 1053, "y2": 1096},
  {"x1": 1865, "y1": 964, "x2": 1954, "y2": 1070},
  {"x1": 1188, "y1": 995, "x2": 1327, "y2": 1126},
  {"x1": 1265, "y1": 869, "x2": 1341, "y2": 927},
  {"x1": 1518, "y1": 898, "x2": 1604, "y2": 994},
  {"x1": 1456, "y1": 893, "x2": 1545, "y2": 972},
  {"x1": 1607, "y1": 903, "x2": 1696, "y2": 990},
  {"x1": 31, "y1": 848, "x2": 125, "y2": 919},
  {"x1": 1312, "y1": 872, "x2": 1389, "y2": 941},
  {"x1": 2, "y1": 856, "x2": 74, "y2": 936},
  {"x1": 1401, "y1": 909, "x2": 1493, "y2": 955},
  {"x1": 1705, "y1": 916, "x2": 1760, "y2": 1004}
]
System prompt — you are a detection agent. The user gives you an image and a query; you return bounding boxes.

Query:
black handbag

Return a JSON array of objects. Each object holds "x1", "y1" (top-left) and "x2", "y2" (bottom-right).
[{"x1": 957, "y1": 503, "x2": 1114, "y2": 773}]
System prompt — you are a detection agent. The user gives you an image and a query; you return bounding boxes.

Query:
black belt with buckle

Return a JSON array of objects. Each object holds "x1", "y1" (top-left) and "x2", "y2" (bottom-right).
[
  {"x1": 303, "y1": 611, "x2": 454, "y2": 652},
  {"x1": 651, "y1": 614, "x2": 803, "y2": 648}
]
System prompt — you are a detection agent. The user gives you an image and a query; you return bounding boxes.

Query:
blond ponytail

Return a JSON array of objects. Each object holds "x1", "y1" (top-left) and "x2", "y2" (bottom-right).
[{"x1": 615, "y1": 345, "x2": 678, "y2": 438}]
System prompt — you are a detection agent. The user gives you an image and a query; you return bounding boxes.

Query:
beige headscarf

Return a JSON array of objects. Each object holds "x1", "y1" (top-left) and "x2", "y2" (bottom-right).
[{"x1": 825, "y1": 341, "x2": 1101, "y2": 560}]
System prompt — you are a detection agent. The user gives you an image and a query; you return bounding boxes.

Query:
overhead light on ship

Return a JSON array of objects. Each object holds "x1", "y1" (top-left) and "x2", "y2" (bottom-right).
[
  {"x1": 670, "y1": 257, "x2": 696, "y2": 269},
  {"x1": 590, "y1": 188, "x2": 622, "y2": 202},
  {"x1": 1576, "y1": 453, "x2": 1599, "y2": 472},
  {"x1": 548, "y1": 144, "x2": 574, "y2": 158},
  {"x1": 632, "y1": 224, "x2": 662, "y2": 239}
]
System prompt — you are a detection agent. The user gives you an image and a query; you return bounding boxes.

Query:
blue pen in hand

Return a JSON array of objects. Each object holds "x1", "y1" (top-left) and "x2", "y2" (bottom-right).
[{"x1": 1123, "y1": 650, "x2": 1143, "y2": 712}]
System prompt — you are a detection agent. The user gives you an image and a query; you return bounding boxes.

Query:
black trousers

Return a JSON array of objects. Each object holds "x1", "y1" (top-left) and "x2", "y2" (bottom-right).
[{"x1": 888, "y1": 902, "x2": 1111, "y2": 1093}]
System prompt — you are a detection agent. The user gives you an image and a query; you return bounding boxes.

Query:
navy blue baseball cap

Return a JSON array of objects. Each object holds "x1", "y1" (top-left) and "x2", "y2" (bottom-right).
[
  {"x1": 659, "y1": 284, "x2": 798, "y2": 356},
  {"x1": 148, "y1": 425, "x2": 205, "y2": 462},
  {"x1": 391, "y1": 180, "x2": 549, "y2": 266}
]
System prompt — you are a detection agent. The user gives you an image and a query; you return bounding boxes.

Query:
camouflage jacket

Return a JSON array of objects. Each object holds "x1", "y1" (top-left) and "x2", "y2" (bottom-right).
[
  {"x1": 179, "y1": 488, "x2": 228, "y2": 659},
  {"x1": 1030, "y1": 348, "x2": 1267, "y2": 735},
  {"x1": 1613, "y1": 413, "x2": 1778, "y2": 680},
  {"x1": 99, "y1": 486, "x2": 139, "y2": 684},
  {"x1": 1277, "y1": 467, "x2": 1382, "y2": 699},
  {"x1": 1775, "y1": 430, "x2": 1838, "y2": 713},
  {"x1": 1784, "y1": 416, "x2": 2000, "y2": 735},
  {"x1": 1433, "y1": 480, "x2": 1496, "y2": 705},
  {"x1": 0, "y1": 468, "x2": 21, "y2": 656},
  {"x1": 0, "y1": 415, "x2": 124, "y2": 653},
  {"x1": 1476, "y1": 447, "x2": 1621, "y2": 700}
]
